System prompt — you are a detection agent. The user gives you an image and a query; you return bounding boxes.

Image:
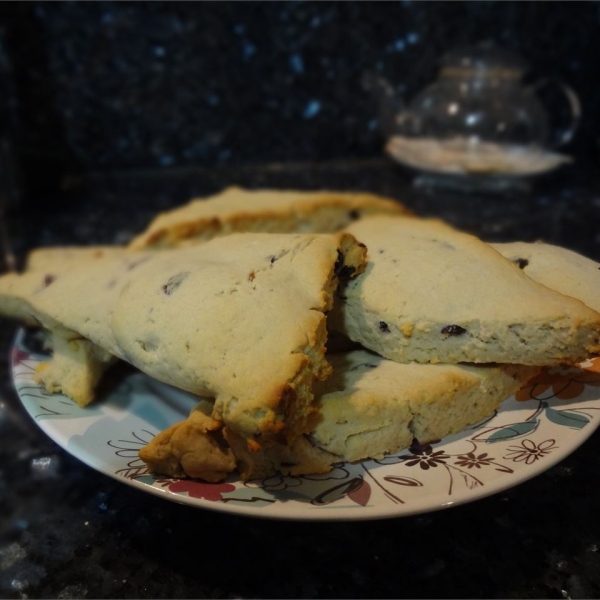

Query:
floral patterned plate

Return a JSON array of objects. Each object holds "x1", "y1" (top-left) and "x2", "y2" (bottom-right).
[{"x1": 12, "y1": 329, "x2": 600, "y2": 521}]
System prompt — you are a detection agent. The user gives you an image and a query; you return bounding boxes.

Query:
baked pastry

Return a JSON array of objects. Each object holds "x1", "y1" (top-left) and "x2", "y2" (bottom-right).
[
  {"x1": 128, "y1": 186, "x2": 410, "y2": 250},
  {"x1": 332, "y1": 216, "x2": 600, "y2": 365},
  {"x1": 309, "y1": 351, "x2": 537, "y2": 462},
  {"x1": 140, "y1": 350, "x2": 537, "y2": 481},
  {"x1": 139, "y1": 400, "x2": 236, "y2": 482},
  {"x1": 18, "y1": 247, "x2": 126, "y2": 406},
  {"x1": 34, "y1": 334, "x2": 115, "y2": 407},
  {"x1": 493, "y1": 241, "x2": 600, "y2": 312},
  {"x1": 0, "y1": 232, "x2": 366, "y2": 443},
  {"x1": 26, "y1": 246, "x2": 130, "y2": 272}
]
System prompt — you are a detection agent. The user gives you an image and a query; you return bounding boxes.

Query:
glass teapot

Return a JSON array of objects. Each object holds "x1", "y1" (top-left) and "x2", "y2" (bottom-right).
[{"x1": 365, "y1": 44, "x2": 581, "y2": 186}]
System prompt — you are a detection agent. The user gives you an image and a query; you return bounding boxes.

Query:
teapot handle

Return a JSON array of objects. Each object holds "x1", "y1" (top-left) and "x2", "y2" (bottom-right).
[{"x1": 531, "y1": 77, "x2": 581, "y2": 148}]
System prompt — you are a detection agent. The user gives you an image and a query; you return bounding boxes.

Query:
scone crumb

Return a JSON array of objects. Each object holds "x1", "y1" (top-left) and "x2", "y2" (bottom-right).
[{"x1": 401, "y1": 323, "x2": 414, "y2": 338}]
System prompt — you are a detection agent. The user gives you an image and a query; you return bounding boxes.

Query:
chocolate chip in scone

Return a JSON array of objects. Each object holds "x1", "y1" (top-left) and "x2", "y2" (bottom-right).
[
  {"x1": 334, "y1": 250, "x2": 356, "y2": 279},
  {"x1": 269, "y1": 255, "x2": 277, "y2": 264},
  {"x1": 379, "y1": 321, "x2": 390, "y2": 333},
  {"x1": 163, "y1": 271, "x2": 190, "y2": 295},
  {"x1": 348, "y1": 209, "x2": 361, "y2": 220},
  {"x1": 441, "y1": 325, "x2": 467, "y2": 336},
  {"x1": 43, "y1": 274, "x2": 56, "y2": 287},
  {"x1": 514, "y1": 258, "x2": 529, "y2": 269}
]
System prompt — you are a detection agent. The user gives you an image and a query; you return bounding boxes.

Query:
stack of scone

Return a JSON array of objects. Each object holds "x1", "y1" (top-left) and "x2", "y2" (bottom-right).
[{"x1": 2, "y1": 187, "x2": 599, "y2": 482}]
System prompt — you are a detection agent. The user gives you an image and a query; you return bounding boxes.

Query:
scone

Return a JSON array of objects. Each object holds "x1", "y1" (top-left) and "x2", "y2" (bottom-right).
[
  {"x1": 0, "y1": 232, "x2": 366, "y2": 443},
  {"x1": 26, "y1": 246, "x2": 131, "y2": 272},
  {"x1": 140, "y1": 350, "x2": 537, "y2": 481},
  {"x1": 309, "y1": 351, "x2": 537, "y2": 463},
  {"x1": 129, "y1": 186, "x2": 411, "y2": 249},
  {"x1": 332, "y1": 216, "x2": 600, "y2": 365},
  {"x1": 23, "y1": 247, "x2": 128, "y2": 405},
  {"x1": 493, "y1": 241, "x2": 600, "y2": 312},
  {"x1": 34, "y1": 334, "x2": 115, "y2": 407}
]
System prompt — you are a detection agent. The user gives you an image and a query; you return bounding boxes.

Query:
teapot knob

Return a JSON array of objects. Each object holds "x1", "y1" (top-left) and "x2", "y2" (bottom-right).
[{"x1": 530, "y1": 78, "x2": 582, "y2": 148}]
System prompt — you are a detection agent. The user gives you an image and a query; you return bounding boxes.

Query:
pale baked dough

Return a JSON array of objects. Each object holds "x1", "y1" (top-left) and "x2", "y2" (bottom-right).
[
  {"x1": 129, "y1": 186, "x2": 410, "y2": 250},
  {"x1": 26, "y1": 246, "x2": 130, "y2": 272},
  {"x1": 139, "y1": 350, "x2": 537, "y2": 481},
  {"x1": 20, "y1": 247, "x2": 127, "y2": 406},
  {"x1": 34, "y1": 334, "x2": 115, "y2": 407},
  {"x1": 493, "y1": 241, "x2": 600, "y2": 312},
  {"x1": 0, "y1": 232, "x2": 366, "y2": 443},
  {"x1": 332, "y1": 216, "x2": 600, "y2": 365}
]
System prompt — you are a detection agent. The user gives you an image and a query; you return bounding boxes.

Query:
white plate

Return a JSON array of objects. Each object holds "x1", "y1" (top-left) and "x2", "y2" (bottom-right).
[{"x1": 12, "y1": 329, "x2": 600, "y2": 521}]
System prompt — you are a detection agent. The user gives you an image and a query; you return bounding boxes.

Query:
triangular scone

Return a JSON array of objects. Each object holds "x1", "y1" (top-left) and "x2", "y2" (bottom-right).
[
  {"x1": 129, "y1": 186, "x2": 410, "y2": 250},
  {"x1": 140, "y1": 351, "x2": 536, "y2": 481},
  {"x1": 24, "y1": 246, "x2": 131, "y2": 405},
  {"x1": 308, "y1": 351, "x2": 537, "y2": 463},
  {"x1": 493, "y1": 241, "x2": 600, "y2": 312},
  {"x1": 0, "y1": 232, "x2": 366, "y2": 442},
  {"x1": 333, "y1": 216, "x2": 600, "y2": 365}
]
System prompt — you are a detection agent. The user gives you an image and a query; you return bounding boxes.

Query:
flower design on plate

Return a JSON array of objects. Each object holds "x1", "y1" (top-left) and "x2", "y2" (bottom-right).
[
  {"x1": 166, "y1": 480, "x2": 236, "y2": 501},
  {"x1": 110, "y1": 430, "x2": 155, "y2": 479},
  {"x1": 255, "y1": 473, "x2": 303, "y2": 492},
  {"x1": 504, "y1": 439, "x2": 557, "y2": 464},
  {"x1": 516, "y1": 365, "x2": 600, "y2": 402},
  {"x1": 454, "y1": 452, "x2": 494, "y2": 469},
  {"x1": 401, "y1": 443, "x2": 450, "y2": 470}
]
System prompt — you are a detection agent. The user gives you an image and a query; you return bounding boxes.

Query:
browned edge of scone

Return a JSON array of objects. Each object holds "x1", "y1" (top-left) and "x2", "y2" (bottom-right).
[
  {"x1": 138, "y1": 402, "x2": 236, "y2": 483},
  {"x1": 137, "y1": 234, "x2": 367, "y2": 482},
  {"x1": 129, "y1": 193, "x2": 410, "y2": 250},
  {"x1": 243, "y1": 233, "x2": 368, "y2": 448},
  {"x1": 138, "y1": 363, "x2": 548, "y2": 483}
]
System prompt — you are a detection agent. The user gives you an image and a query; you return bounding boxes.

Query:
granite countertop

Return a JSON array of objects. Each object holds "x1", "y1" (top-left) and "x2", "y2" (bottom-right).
[{"x1": 1, "y1": 160, "x2": 600, "y2": 599}]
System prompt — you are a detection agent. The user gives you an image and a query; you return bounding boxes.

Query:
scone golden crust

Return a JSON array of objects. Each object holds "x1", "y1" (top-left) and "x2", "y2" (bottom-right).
[
  {"x1": 139, "y1": 401, "x2": 236, "y2": 482},
  {"x1": 493, "y1": 241, "x2": 600, "y2": 312},
  {"x1": 333, "y1": 216, "x2": 600, "y2": 365},
  {"x1": 0, "y1": 232, "x2": 366, "y2": 440},
  {"x1": 128, "y1": 186, "x2": 410, "y2": 250},
  {"x1": 223, "y1": 427, "x2": 337, "y2": 481}
]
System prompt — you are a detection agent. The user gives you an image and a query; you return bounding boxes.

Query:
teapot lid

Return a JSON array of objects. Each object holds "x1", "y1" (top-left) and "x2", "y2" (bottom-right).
[{"x1": 441, "y1": 43, "x2": 527, "y2": 76}]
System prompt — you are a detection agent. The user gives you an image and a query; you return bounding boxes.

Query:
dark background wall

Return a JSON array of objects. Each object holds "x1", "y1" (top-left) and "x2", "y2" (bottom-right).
[{"x1": 0, "y1": 1, "x2": 598, "y2": 196}]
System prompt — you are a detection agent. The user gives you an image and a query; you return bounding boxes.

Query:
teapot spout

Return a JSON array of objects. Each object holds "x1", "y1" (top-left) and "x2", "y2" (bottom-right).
[{"x1": 361, "y1": 71, "x2": 405, "y2": 135}]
